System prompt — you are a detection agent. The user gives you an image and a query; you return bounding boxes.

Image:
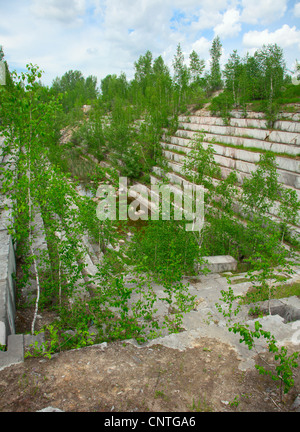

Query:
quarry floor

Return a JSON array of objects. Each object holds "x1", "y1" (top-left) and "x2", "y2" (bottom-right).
[
  {"x1": 1, "y1": 271, "x2": 300, "y2": 413},
  {"x1": 1, "y1": 330, "x2": 299, "y2": 413}
]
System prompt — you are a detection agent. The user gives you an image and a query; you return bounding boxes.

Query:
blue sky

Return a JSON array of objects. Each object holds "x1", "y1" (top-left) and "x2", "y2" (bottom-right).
[{"x1": 0, "y1": 0, "x2": 299, "y2": 87}]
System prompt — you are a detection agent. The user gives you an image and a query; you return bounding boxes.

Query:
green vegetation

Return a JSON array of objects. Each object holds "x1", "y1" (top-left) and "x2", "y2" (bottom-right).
[
  {"x1": 210, "y1": 43, "x2": 300, "y2": 126},
  {"x1": 243, "y1": 281, "x2": 300, "y2": 305},
  {"x1": 0, "y1": 39, "x2": 299, "y2": 401}
]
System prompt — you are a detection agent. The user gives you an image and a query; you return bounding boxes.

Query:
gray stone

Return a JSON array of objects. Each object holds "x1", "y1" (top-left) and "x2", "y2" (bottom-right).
[
  {"x1": 37, "y1": 406, "x2": 64, "y2": 412},
  {"x1": 199, "y1": 256, "x2": 238, "y2": 273},
  {"x1": 63, "y1": 329, "x2": 77, "y2": 337},
  {"x1": 252, "y1": 297, "x2": 300, "y2": 323},
  {"x1": 291, "y1": 395, "x2": 300, "y2": 412},
  {"x1": 24, "y1": 333, "x2": 45, "y2": 350},
  {"x1": 0, "y1": 334, "x2": 24, "y2": 371},
  {"x1": 0, "y1": 230, "x2": 16, "y2": 345}
]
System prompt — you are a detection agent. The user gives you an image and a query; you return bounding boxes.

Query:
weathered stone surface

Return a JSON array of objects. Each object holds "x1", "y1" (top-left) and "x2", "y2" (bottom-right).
[
  {"x1": 199, "y1": 255, "x2": 238, "y2": 273},
  {"x1": 160, "y1": 110, "x2": 300, "y2": 239},
  {"x1": 0, "y1": 334, "x2": 24, "y2": 371},
  {"x1": 178, "y1": 114, "x2": 300, "y2": 133},
  {"x1": 175, "y1": 129, "x2": 299, "y2": 156},
  {"x1": 37, "y1": 406, "x2": 64, "y2": 412},
  {"x1": 24, "y1": 333, "x2": 45, "y2": 350},
  {"x1": 291, "y1": 395, "x2": 300, "y2": 412},
  {"x1": 0, "y1": 231, "x2": 16, "y2": 345}
]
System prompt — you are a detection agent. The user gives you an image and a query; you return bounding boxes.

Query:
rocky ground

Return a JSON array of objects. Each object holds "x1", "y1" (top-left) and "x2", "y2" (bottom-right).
[
  {"x1": 0, "y1": 331, "x2": 299, "y2": 413},
  {"x1": 1, "y1": 270, "x2": 300, "y2": 413}
]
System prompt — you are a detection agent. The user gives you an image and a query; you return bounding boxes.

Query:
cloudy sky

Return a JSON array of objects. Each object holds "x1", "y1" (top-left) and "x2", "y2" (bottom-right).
[{"x1": 0, "y1": 0, "x2": 299, "y2": 87}]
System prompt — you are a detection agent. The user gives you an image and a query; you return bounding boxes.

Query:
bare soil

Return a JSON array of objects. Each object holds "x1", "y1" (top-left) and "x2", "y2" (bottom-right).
[{"x1": 0, "y1": 309, "x2": 299, "y2": 413}]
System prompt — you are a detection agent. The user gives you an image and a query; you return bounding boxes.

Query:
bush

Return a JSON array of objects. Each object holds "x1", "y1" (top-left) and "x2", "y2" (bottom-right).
[{"x1": 209, "y1": 91, "x2": 234, "y2": 124}]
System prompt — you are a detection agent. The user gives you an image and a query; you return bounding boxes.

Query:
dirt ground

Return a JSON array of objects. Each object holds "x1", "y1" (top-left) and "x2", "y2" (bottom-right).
[{"x1": 0, "y1": 310, "x2": 299, "y2": 413}]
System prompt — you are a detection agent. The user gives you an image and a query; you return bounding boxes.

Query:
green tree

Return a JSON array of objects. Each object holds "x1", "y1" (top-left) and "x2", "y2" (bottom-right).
[
  {"x1": 134, "y1": 50, "x2": 153, "y2": 96},
  {"x1": 224, "y1": 50, "x2": 242, "y2": 107},
  {"x1": 189, "y1": 50, "x2": 205, "y2": 85},
  {"x1": 208, "y1": 36, "x2": 223, "y2": 92},
  {"x1": 172, "y1": 43, "x2": 190, "y2": 110},
  {"x1": 0, "y1": 47, "x2": 15, "y2": 117},
  {"x1": 255, "y1": 44, "x2": 286, "y2": 101},
  {"x1": 241, "y1": 152, "x2": 298, "y2": 311},
  {"x1": 100, "y1": 73, "x2": 128, "y2": 109},
  {"x1": 182, "y1": 132, "x2": 221, "y2": 203},
  {"x1": 242, "y1": 152, "x2": 279, "y2": 218},
  {"x1": 0, "y1": 64, "x2": 65, "y2": 332},
  {"x1": 152, "y1": 55, "x2": 173, "y2": 112},
  {"x1": 51, "y1": 70, "x2": 98, "y2": 113}
]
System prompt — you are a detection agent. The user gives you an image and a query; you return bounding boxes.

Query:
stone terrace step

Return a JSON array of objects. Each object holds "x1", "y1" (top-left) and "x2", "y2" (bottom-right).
[
  {"x1": 192, "y1": 109, "x2": 300, "y2": 122},
  {"x1": 151, "y1": 166, "x2": 300, "y2": 236},
  {"x1": 163, "y1": 150, "x2": 300, "y2": 197},
  {"x1": 178, "y1": 115, "x2": 300, "y2": 133},
  {"x1": 178, "y1": 122, "x2": 300, "y2": 146},
  {"x1": 161, "y1": 146, "x2": 300, "y2": 191},
  {"x1": 161, "y1": 141, "x2": 300, "y2": 175},
  {"x1": 174, "y1": 129, "x2": 299, "y2": 156}
]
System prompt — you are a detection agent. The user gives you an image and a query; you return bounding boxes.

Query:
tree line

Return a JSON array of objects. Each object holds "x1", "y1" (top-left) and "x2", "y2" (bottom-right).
[{"x1": 1, "y1": 39, "x2": 298, "y2": 182}]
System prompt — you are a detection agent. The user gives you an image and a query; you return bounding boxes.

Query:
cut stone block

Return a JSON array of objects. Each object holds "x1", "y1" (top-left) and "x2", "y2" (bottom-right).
[
  {"x1": 37, "y1": 406, "x2": 64, "y2": 412},
  {"x1": 0, "y1": 334, "x2": 24, "y2": 371},
  {"x1": 199, "y1": 256, "x2": 238, "y2": 273},
  {"x1": 0, "y1": 230, "x2": 16, "y2": 345}
]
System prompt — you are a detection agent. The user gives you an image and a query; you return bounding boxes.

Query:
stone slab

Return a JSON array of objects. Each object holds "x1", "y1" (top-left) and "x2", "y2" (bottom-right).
[
  {"x1": 0, "y1": 229, "x2": 16, "y2": 345},
  {"x1": 0, "y1": 334, "x2": 24, "y2": 371},
  {"x1": 37, "y1": 406, "x2": 64, "y2": 412},
  {"x1": 199, "y1": 255, "x2": 238, "y2": 273}
]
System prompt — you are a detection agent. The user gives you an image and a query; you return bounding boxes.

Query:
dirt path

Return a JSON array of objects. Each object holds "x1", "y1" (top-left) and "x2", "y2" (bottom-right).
[
  {"x1": 1, "y1": 271, "x2": 300, "y2": 413},
  {"x1": 0, "y1": 334, "x2": 299, "y2": 413}
]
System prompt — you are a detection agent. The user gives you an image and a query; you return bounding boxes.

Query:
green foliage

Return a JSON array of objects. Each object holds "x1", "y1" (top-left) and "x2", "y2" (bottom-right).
[
  {"x1": 128, "y1": 218, "x2": 201, "y2": 282},
  {"x1": 277, "y1": 82, "x2": 300, "y2": 104},
  {"x1": 50, "y1": 69, "x2": 99, "y2": 114},
  {"x1": 209, "y1": 91, "x2": 234, "y2": 124},
  {"x1": 208, "y1": 36, "x2": 223, "y2": 92},
  {"x1": 172, "y1": 43, "x2": 190, "y2": 110},
  {"x1": 219, "y1": 43, "x2": 288, "y2": 123},
  {"x1": 1, "y1": 41, "x2": 299, "y2": 398},
  {"x1": 182, "y1": 132, "x2": 221, "y2": 194},
  {"x1": 189, "y1": 50, "x2": 205, "y2": 86},
  {"x1": 242, "y1": 152, "x2": 279, "y2": 217},
  {"x1": 216, "y1": 284, "x2": 241, "y2": 322},
  {"x1": 25, "y1": 324, "x2": 96, "y2": 359},
  {"x1": 100, "y1": 72, "x2": 128, "y2": 110},
  {"x1": 230, "y1": 320, "x2": 299, "y2": 401},
  {"x1": 71, "y1": 105, "x2": 106, "y2": 160},
  {"x1": 0, "y1": 59, "x2": 199, "y2": 346},
  {"x1": 0, "y1": 64, "x2": 93, "y2": 334}
]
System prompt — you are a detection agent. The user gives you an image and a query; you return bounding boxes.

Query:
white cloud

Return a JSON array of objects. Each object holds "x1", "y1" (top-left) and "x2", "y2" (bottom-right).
[
  {"x1": 0, "y1": 0, "x2": 298, "y2": 86},
  {"x1": 293, "y1": 2, "x2": 300, "y2": 18},
  {"x1": 31, "y1": 0, "x2": 86, "y2": 24},
  {"x1": 241, "y1": 0, "x2": 287, "y2": 25},
  {"x1": 189, "y1": 9, "x2": 222, "y2": 33},
  {"x1": 243, "y1": 24, "x2": 300, "y2": 50},
  {"x1": 213, "y1": 8, "x2": 241, "y2": 39},
  {"x1": 191, "y1": 37, "x2": 211, "y2": 56}
]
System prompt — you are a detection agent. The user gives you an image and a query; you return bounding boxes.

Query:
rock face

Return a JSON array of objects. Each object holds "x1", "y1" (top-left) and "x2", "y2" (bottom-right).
[
  {"x1": 0, "y1": 107, "x2": 299, "y2": 373},
  {"x1": 291, "y1": 394, "x2": 300, "y2": 412},
  {"x1": 0, "y1": 145, "x2": 16, "y2": 347},
  {"x1": 37, "y1": 406, "x2": 64, "y2": 412},
  {"x1": 198, "y1": 256, "x2": 237, "y2": 273},
  {"x1": 157, "y1": 108, "x2": 300, "y2": 237},
  {"x1": 0, "y1": 231, "x2": 16, "y2": 345}
]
